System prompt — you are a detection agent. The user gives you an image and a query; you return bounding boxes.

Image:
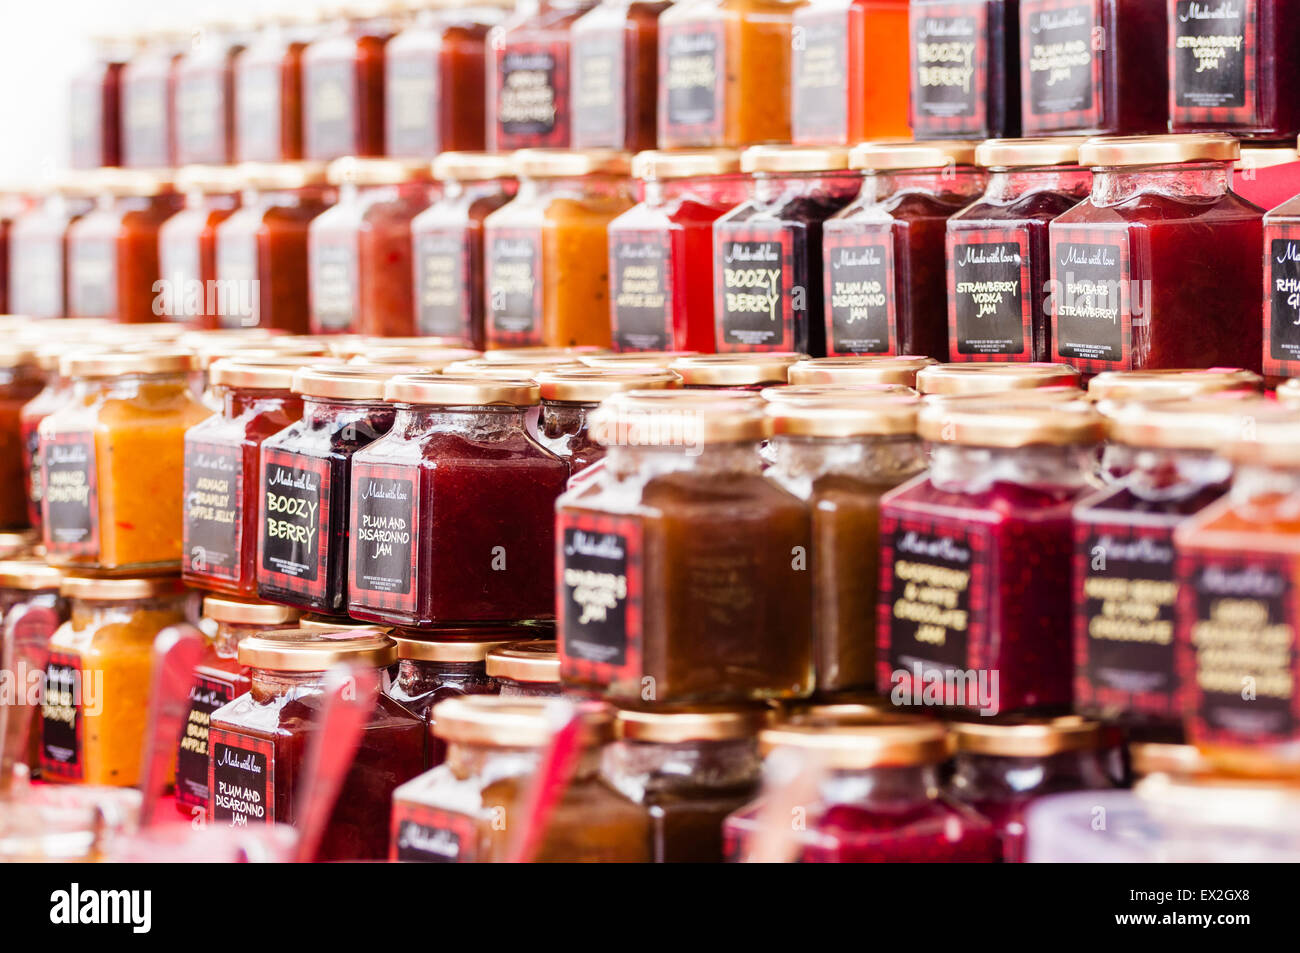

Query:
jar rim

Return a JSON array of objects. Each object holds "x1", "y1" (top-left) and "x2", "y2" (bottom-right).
[
  {"x1": 394, "y1": 634, "x2": 523, "y2": 663},
  {"x1": 591, "y1": 391, "x2": 770, "y2": 445},
  {"x1": 616, "y1": 705, "x2": 769, "y2": 742},
  {"x1": 633, "y1": 148, "x2": 743, "y2": 180},
  {"x1": 759, "y1": 720, "x2": 951, "y2": 769},
  {"x1": 917, "y1": 399, "x2": 1105, "y2": 447},
  {"x1": 327, "y1": 155, "x2": 434, "y2": 187},
  {"x1": 1087, "y1": 368, "x2": 1262, "y2": 403},
  {"x1": 61, "y1": 574, "x2": 185, "y2": 601},
  {"x1": 741, "y1": 144, "x2": 851, "y2": 174},
  {"x1": 176, "y1": 164, "x2": 245, "y2": 194},
  {"x1": 975, "y1": 137, "x2": 1089, "y2": 169},
  {"x1": 483, "y1": 346, "x2": 612, "y2": 364},
  {"x1": 536, "y1": 367, "x2": 679, "y2": 402},
  {"x1": 1103, "y1": 395, "x2": 1271, "y2": 450},
  {"x1": 1078, "y1": 133, "x2": 1240, "y2": 168},
  {"x1": 202, "y1": 596, "x2": 302, "y2": 626},
  {"x1": 432, "y1": 151, "x2": 516, "y2": 182},
  {"x1": 669, "y1": 353, "x2": 804, "y2": 387},
  {"x1": 61, "y1": 348, "x2": 197, "y2": 379},
  {"x1": 292, "y1": 366, "x2": 390, "y2": 400},
  {"x1": 432, "y1": 696, "x2": 613, "y2": 747},
  {"x1": 0, "y1": 559, "x2": 63, "y2": 590},
  {"x1": 383, "y1": 374, "x2": 540, "y2": 406},
  {"x1": 580, "y1": 351, "x2": 699, "y2": 371},
  {"x1": 484, "y1": 640, "x2": 559, "y2": 683},
  {"x1": 850, "y1": 139, "x2": 979, "y2": 171},
  {"x1": 916, "y1": 362, "x2": 1081, "y2": 396},
  {"x1": 766, "y1": 394, "x2": 920, "y2": 437},
  {"x1": 951, "y1": 715, "x2": 1103, "y2": 757},
  {"x1": 513, "y1": 148, "x2": 631, "y2": 179},
  {"x1": 238, "y1": 627, "x2": 397, "y2": 671},
  {"x1": 789, "y1": 356, "x2": 937, "y2": 387},
  {"x1": 237, "y1": 160, "x2": 330, "y2": 190}
]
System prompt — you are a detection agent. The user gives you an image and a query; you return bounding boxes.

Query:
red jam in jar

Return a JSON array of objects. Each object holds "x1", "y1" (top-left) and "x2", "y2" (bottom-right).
[
  {"x1": 121, "y1": 30, "x2": 184, "y2": 168},
  {"x1": 0, "y1": 346, "x2": 43, "y2": 530},
  {"x1": 158, "y1": 166, "x2": 243, "y2": 328},
  {"x1": 301, "y1": 5, "x2": 398, "y2": 161},
  {"x1": 823, "y1": 141, "x2": 985, "y2": 361},
  {"x1": 69, "y1": 33, "x2": 132, "y2": 169},
  {"x1": 174, "y1": 22, "x2": 247, "y2": 166},
  {"x1": 486, "y1": 639, "x2": 564, "y2": 696},
  {"x1": 1049, "y1": 134, "x2": 1264, "y2": 375},
  {"x1": 570, "y1": 0, "x2": 671, "y2": 151},
  {"x1": 233, "y1": 12, "x2": 316, "y2": 162},
  {"x1": 7, "y1": 179, "x2": 93, "y2": 319}
]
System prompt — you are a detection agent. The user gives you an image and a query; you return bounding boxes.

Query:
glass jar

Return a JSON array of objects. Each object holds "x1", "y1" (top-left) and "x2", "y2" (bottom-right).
[
  {"x1": 792, "y1": 0, "x2": 911, "y2": 145},
  {"x1": 766, "y1": 396, "x2": 926, "y2": 695},
  {"x1": 609, "y1": 149, "x2": 749, "y2": 352},
  {"x1": 557, "y1": 393, "x2": 813, "y2": 702},
  {"x1": 1018, "y1": 0, "x2": 1167, "y2": 137},
  {"x1": 484, "y1": 149, "x2": 634, "y2": 348},
  {"x1": 571, "y1": 0, "x2": 671, "y2": 151},
  {"x1": 1049, "y1": 134, "x2": 1264, "y2": 375},
  {"x1": 789, "y1": 354, "x2": 938, "y2": 387},
  {"x1": 158, "y1": 165, "x2": 244, "y2": 328},
  {"x1": 233, "y1": 11, "x2": 318, "y2": 162},
  {"x1": 40, "y1": 350, "x2": 210, "y2": 573},
  {"x1": 390, "y1": 696, "x2": 649, "y2": 861},
  {"x1": 0, "y1": 559, "x2": 67, "y2": 774},
  {"x1": 409, "y1": 152, "x2": 517, "y2": 348},
  {"x1": 1169, "y1": 0, "x2": 1300, "y2": 140},
  {"x1": 174, "y1": 22, "x2": 248, "y2": 166},
  {"x1": 173, "y1": 596, "x2": 302, "y2": 814},
  {"x1": 214, "y1": 161, "x2": 334, "y2": 332},
  {"x1": 908, "y1": 0, "x2": 1019, "y2": 141},
  {"x1": 657, "y1": 0, "x2": 798, "y2": 149},
  {"x1": 486, "y1": 639, "x2": 563, "y2": 696},
  {"x1": 878, "y1": 399, "x2": 1105, "y2": 714},
  {"x1": 69, "y1": 33, "x2": 134, "y2": 169},
  {"x1": 604, "y1": 705, "x2": 764, "y2": 862},
  {"x1": 724, "y1": 718, "x2": 998, "y2": 861},
  {"x1": 0, "y1": 345, "x2": 43, "y2": 530},
  {"x1": 308, "y1": 158, "x2": 438, "y2": 336},
  {"x1": 20, "y1": 347, "x2": 81, "y2": 531},
  {"x1": 669, "y1": 352, "x2": 803, "y2": 389},
  {"x1": 208, "y1": 627, "x2": 425, "y2": 860},
  {"x1": 41, "y1": 575, "x2": 189, "y2": 786},
  {"x1": 121, "y1": 30, "x2": 185, "y2": 168},
  {"x1": 823, "y1": 140, "x2": 985, "y2": 360},
  {"x1": 1260, "y1": 189, "x2": 1300, "y2": 384},
  {"x1": 914, "y1": 360, "x2": 1080, "y2": 396},
  {"x1": 257, "y1": 368, "x2": 395, "y2": 616},
  {"x1": 946, "y1": 138, "x2": 1091, "y2": 362},
  {"x1": 347, "y1": 376, "x2": 568, "y2": 627},
  {"x1": 183, "y1": 361, "x2": 305, "y2": 597},
  {"x1": 66, "y1": 169, "x2": 183, "y2": 323},
  {"x1": 7, "y1": 179, "x2": 94, "y2": 319}
]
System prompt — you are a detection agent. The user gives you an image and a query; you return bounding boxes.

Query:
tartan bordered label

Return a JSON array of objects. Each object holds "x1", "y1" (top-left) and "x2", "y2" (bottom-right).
[
  {"x1": 235, "y1": 60, "x2": 283, "y2": 162},
  {"x1": 1263, "y1": 222, "x2": 1300, "y2": 378},
  {"x1": 495, "y1": 40, "x2": 572, "y2": 149},
  {"x1": 414, "y1": 224, "x2": 475, "y2": 340},
  {"x1": 303, "y1": 58, "x2": 357, "y2": 160},
  {"x1": 385, "y1": 51, "x2": 441, "y2": 157},
  {"x1": 610, "y1": 228, "x2": 674, "y2": 351},
  {"x1": 947, "y1": 226, "x2": 1031, "y2": 359},
  {"x1": 209, "y1": 728, "x2": 275, "y2": 825},
  {"x1": 486, "y1": 226, "x2": 544, "y2": 346},
  {"x1": 1176, "y1": 547, "x2": 1299, "y2": 748},
  {"x1": 1072, "y1": 505, "x2": 1183, "y2": 720},
  {"x1": 183, "y1": 438, "x2": 244, "y2": 585},
  {"x1": 159, "y1": 222, "x2": 203, "y2": 322},
  {"x1": 557, "y1": 510, "x2": 644, "y2": 688},
  {"x1": 68, "y1": 234, "x2": 117, "y2": 319},
  {"x1": 11, "y1": 234, "x2": 65, "y2": 318},
  {"x1": 40, "y1": 651, "x2": 84, "y2": 781},
  {"x1": 216, "y1": 226, "x2": 261, "y2": 329},
  {"x1": 909, "y1": 1, "x2": 988, "y2": 138},
  {"x1": 791, "y1": 7, "x2": 850, "y2": 145},
  {"x1": 259, "y1": 448, "x2": 331, "y2": 601},
  {"x1": 69, "y1": 77, "x2": 105, "y2": 168},
  {"x1": 571, "y1": 27, "x2": 626, "y2": 149},
  {"x1": 175, "y1": 671, "x2": 240, "y2": 810},
  {"x1": 1049, "y1": 223, "x2": 1131, "y2": 372},
  {"x1": 1020, "y1": 0, "x2": 1103, "y2": 134},
  {"x1": 659, "y1": 21, "x2": 726, "y2": 144},
  {"x1": 390, "y1": 803, "x2": 479, "y2": 862},
  {"x1": 123, "y1": 74, "x2": 171, "y2": 167},
  {"x1": 1169, "y1": 0, "x2": 1256, "y2": 128},
  {"x1": 823, "y1": 221, "x2": 896, "y2": 356},
  {"x1": 309, "y1": 231, "x2": 360, "y2": 332},
  {"x1": 349, "y1": 463, "x2": 419, "y2": 614},
  {"x1": 715, "y1": 222, "x2": 795, "y2": 351},
  {"x1": 175, "y1": 69, "x2": 229, "y2": 165},
  {"x1": 877, "y1": 508, "x2": 992, "y2": 704},
  {"x1": 41, "y1": 431, "x2": 98, "y2": 557}
]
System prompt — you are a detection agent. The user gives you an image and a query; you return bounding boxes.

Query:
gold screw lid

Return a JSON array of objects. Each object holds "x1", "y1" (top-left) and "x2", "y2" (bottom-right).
[
  {"x1": 484, "y1": 346, "x2": 613, "y2": 364},
  {"x1": 950, "y1": 715, "x2": 1103, "y2": 757},
  {"x1": 616, "y1": 705, "x2": 769, "y2": 743},
  {"x1": 759, "y1": 719, "x2": 951, "y2": 769},
  {"x1": 208, "y1": 359, "x2": 312, "y2": 390},
  {"x1": 580, "y1": 351, "x2": 700, "y2": 370},
  {"x1": 915, "y1": 362, "x2": 1081, "y2": 396},
  {"x1": 0, "y1": 559, "x2": 63, "y2": 591},
  {"x1": 175, "y1": 164, "x2": 245, "y2": 194},
  {"x1": 327, "y1": 156, "x2": 433, "y2": 187},
  {"x1": 850, "y1": 140, "x2": 979, "y2": 171},
  {"x1": 741, "y1": 145, "x2": 851, "y2": 174},
  {"x1": 669, "y1": 353, "x2": 805, "y2": 387},
  {"x1": 484, "y1": 640, "x2": 560, "y2": 684},
  {"x1": 201, "y1": 596, "x2": 302, "y2": 626},
  {"x1": 383, "y1": 374, "x2": 540, "y2": 406},
  {"x1": 432, "y1": 152, "x2": 516, "y2": 182},
  {"x1": 512, "y1": 149, "x2": 631, "y2": 179},
  {"x1": 632, "y1": 149, "x2": 743, "y2": 180},
  {"x1": 974, "y1": 137, "x2": 1089, "y2": 169},
  {"x1": 87, "y1": 167, "x2": 174, "y2": 197},
  {"x1": 291, "y1": 366, "x2": 390, "y2": 400},
  {"x1": 591, "y1": 390, "x2": 770, "y2": 446},
  {"x1": 1129, "y1": 743, "x2": 1216, "y2": 779},
  {"x1": 59, "y1": 347, "x2": 197, "y2": 379},
  {"x1": 0, "y1": 531, "x2": 38, "y2": 560},
  {"x1": 237, "y1": 626, "x2": 397, "y2": 671},
  {"x1": 393, "y1": 633, "x2": 526, "y2": 663},
  {"x1": 1135, "y1": 773, "x2": 1300, "y2": 829},
  {"x1": 1104, "y1": 396, "x2": 1271, "y2": 450},
  {"x1": 300, "y1": 614, "x2": 391, "y2": 632},
  {"x1": 432, "y1": 696, "x2": 614, "y2": 748},
  {"x1": 1277, "y1": 378, "x2": 1300, "y2": 406},
  {"x1": 1087, "y1": 368, "x2": 1263, "y2": 402},
  {"x1": 918, "y1": 398, "x2": 1106, "y2": 447},
  {"x1": 535, "y1": 367, "x2": 679, "y2": 402},
  {"x1": 766, "y1": 394, "x2": 921, "y2": 438},
  {"x1": 789, "y1": 356, "x2": 938, "y2": 387},
  {"x1": 239, "y1": 161, "x2": 330, "y2": 190},
  {"x1": 353, "y1": 346, "x2": 481, "y2": 368},
  {"x1": 0, "y1": 342, "x2": 39, "y2": 369},
  {"x1": 441, "y1": 360, "x2": 585, "y2": 380},
  {"x1": 1079, "y1": 133, "x2": 1240, "y2": 168},
  {"x1": 1221, "y1": 406, "x2": 1300, "y2": 467},
  {"x1": 61, "y1": 575, "x2": 186, "y2": 601},
  {"x1": 761, "y1": 382, "x2": 918, "y2": 403}
]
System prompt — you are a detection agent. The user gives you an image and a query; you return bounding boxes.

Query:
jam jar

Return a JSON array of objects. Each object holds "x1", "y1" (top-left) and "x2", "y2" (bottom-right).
[
  {"x1": 484, "y1": 149, "x2": 634, "y2": 348},
  {"x1": 7, "y1": 177, "x2": 94, "y2": 319},
  {"x1": 1018, "y1": 0, "x2": 1167, "y2": 137},
  {"x1": 66, "y1": 169, "x2": 182, "y2": 323},
  {"x1": 158, "y1": 165, "x2": 243, "y2": 328},
  {"x1": 40, "y1": 349, "x2": 211, "y2": 574},
  {"x1": 214, "y1": 161, "x2": 334, "y2": 332},
  {"x1": 914, "y1": 360, "x2": 1080, "y2": 396},
  {"x1": 946, "y1": 137, "x2": 1091, "y2": 363},
  {"x1": 173, "y1": 596, "x2": 302, "y2": 815},
  {"x1": 789, "y1": 354, "x2": 938, "y2": 388},
  {"x1": 389, "y1": 697, "x2": 649, "y2": 862},
  {"x1": 257, "y1": 368, "x2": 396, "y2": 616},
  {"x1": 486, "y1": 639, "x2": 563, "y2": 696},
  {"x1": 604, "y1": 705, "x2": 765, "y2": 862},
  {"x1": 608, "y1": 148, "x2": 750, "y2": 352},
  {"x1": 1049, "y1": 134, "x2": 1264, "y2": 376},
  {"x1": 878, "y1": 399, "x2": 1105, "y2": 714},
  {"x1": 669, "y1": 352, "x2": 803, "y2": 389},
  {"x1": 0, "y1": 345, "x2": 43, "y2": 530},
  {"x1": 1259, "y1": 188, "x2": 1300, "y2": 383},
  {"x1": 183, "y1": 360, "x2": 306, "y2": 598},
  {"x1": 723, "y1": 718, "x2": 998, "y2": 861},
  {"x1": 571, "y1": 0, "x2": 672, "y2": 151},
  {"x1": 41, "y1": 575, "x2": 189, "y2": 786},
  {"x1": 792, "y1": 0, "x2": 911, "y2": 146},
  {"x1": 308, "y1": 158, "x2": 438, "y2": 337},
  {"x1": 69, "y1": 32, "x2": 133, "y2": 169},
  {"x1": 1168, "y1": 0, "x2": 1300, "y2": 140},
  {"x1": 657, "y1": 0, "x2": 798, "y2": 149},
  {"x1": 409, "y1": 152, "x2": 517, "y2": 348},
  {"x1": 714, "y1": 146, "x2": 860, "y2": 356},
  {"x1": 909, "y1": 0, "x2": 1020, "y2": 141},
  {"x1": 822, "y1": 140, "x2": 985, "y2": 361},
  {"x1": 208, "y1": 627, "x2": 425, "y2": 860},
  {"x1": 233, "y1": 9, "x2": 317, "y2": 162},
  {"x1": 121, "y1": 30, "x2": 184, "y2": 168},
  {"x1": 947, "y1": 715, "x2": 1113, "y2": 861},
  {"x1": 0, "y1": 559, "x2": 67, "y2": 773},
  {"x1": 347, "y1": 376, "x2": 568, "y2": 627},
  {"x1": 22, "y1": 345, "x2": 95, "y2": 531},
  {"x1": 557, "y1": 393, "x2": 813, "y2": 703},
  {"x1": 174, "y1": 21, "x2": 247, "y2": 166},
  {"x1": 765, "y1": 396, "x2": 927, "y2": 696}
]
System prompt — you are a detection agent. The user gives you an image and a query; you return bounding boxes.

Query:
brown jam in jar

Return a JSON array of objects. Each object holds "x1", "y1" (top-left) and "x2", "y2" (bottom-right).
[{"x1": 486, "y1": 640, "x2": 563, "y2": 697}]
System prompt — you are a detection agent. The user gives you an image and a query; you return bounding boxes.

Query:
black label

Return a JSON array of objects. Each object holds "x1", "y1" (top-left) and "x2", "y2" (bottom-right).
[
  {"x1": 717, "y1": 236, "x2": 789, "y2": 349},
  {"x1": 210, "y1": 731, "x2": 273, "y2": 825},
  {"x1": 41, "y1": 654, "x2": 82, "y2": 779},
  {"x1": 561, "y1": 526, "x2": 632, "y2": 668},
  {"x1": 352, "y1": 471, "x2": 415, "y2": 596},
  {"x1": 883, "y1": 521, "x2": 981, "y2": 674},
  {"x1": 792, "y1": 11, "x2": 849, "y2": 142},
  {"x1": 386, "y1": 54, "x2": 440, "y2": 157},
  {"x1": 497, "y1": 46, "x2": 562, "y2": 143},
  {"x1": 952, "y1": 238, "x2": 1027, "y2": 355},
  {"x1": 1268, "y1": 236, "x2": 1300, "y2": 365},
  {"x1": 824, "y1": 231, "x2": 893, "y2": 354},
  {"x1": 310, "y1": 236, "x2": 359, "y2": 332},
  {"x1": 1172, "y1": 0, "x2": 1249, "y2": 110},
  {"x1": 611, "y1": 232, "x2": 671, "y2": 351},
  {"x1": 235, "y1": 61, "x2": 282, "y2": 162},
  {"x1": 305, "y1": 59, "x2": 356, "y2": 159},
  {"x1": 414, "y1": 228, "x2": 471, "y2": 339},
  {"x1": 572, "y1": 29, "x2": 624, "y2": 148},
  {"x1": 663, "y1": 27, "x2": 721, "y2": 131},
  {"x1": 184, "y1": 440, "x2": 243, "y2": 581},
  {"x1": 1052, "y1": 238, "x2": 1125, "y2": 363},
  {"x1": 260, "y1": 455, "x2": 324, "y2": 582},
  {"x1": 175, "y1": 673, "x2": 237, "y2": 809},
  {"x1": 487, "y1": 232, "x2": 541, "y2": 340},
  {"x1": 42, "y1": 435, "x2": 97, "y2": 554},
  {"x1": 911, "y1": 8, "x2": 981, "y2": 122},
  {"x1": 69, "y1": 237, "x2": 116, "y2": 318},
  {"x1": 1025, "y1": 2, "x2": 1096, "y2": 120}
]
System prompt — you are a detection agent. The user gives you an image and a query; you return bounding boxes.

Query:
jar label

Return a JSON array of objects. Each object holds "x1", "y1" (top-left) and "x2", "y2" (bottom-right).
[
  {"x1": 208, "y1": 728, "x2": 275, "y2": 825},
  {"x1": 948, "y1": 229, "x2": 1030, "y2": 358},
  {"x1": 310, "y1": 233, "x2": 360, "y2": 333},
  {"x1": 183, "y1": 439, "x2": 244, "y2": 585},
  {"x1": 1264, "y1": 227, "x2": 1300, "y2": 378},
  {"x1": 305, "y1": 58, "x2": 357, "y2": 160},
  {"x1": 659, "y1": 22, "x2": 725, "y2": 143},
  {"x1": 486, "y1": 227, "x2": 543, "y2": 346},
  {"x1": 41, "y1": 432, "x2": 98, "y2": 557},
  {"x1": 385, "y1": 53, "x2": 441, "y2": 157},
  {"x1": 123, "y1": 75, "x2": 171, "y2": 167},
  {"x1": 572, "y1": 28, "x2": 626, "y2": 149},
  {"x1": 215, "y1": 228, "x2": 261, "y2": 329},
  {"x1": 610, "y1": 229, "x2": 673, "y2": 351},
  {"x1": 11, "y1": 235, "x2": 65, "y2": 318},
  {"x1": 823, "y1": 224, "x2": 896, "y2": 355},
  {"x1": 495, "y1": 41, "x2": 570, "y2": 149},
  {"x1": 175, "y1": 672, "x2": 239, "y2": 810},
  {"x1": 557, "y1": 511, "x2": 644, "y2": 687},
  {"x1": 23, "y1": 418, "x2": 44, "y2": 525},
  {"x1": 414, "y1": 225, "x2": 474, "y2": 342},
  {"x1": 40, "y1": 652, "x2": 84, "y2": 781},
  {"x1": 1170, "y1": 0, "x2": 1255, "y2": 125},
  {"x1": 349, "y1": 465, "x2": 418, "y2": 611},
  {"x1": 160, "y1": 226, "x2": 204, "y2": 322},
  {"x1": 235, "y1": 61, "x2": 283, "y2": 162},
  {"x1": 1049, "y1": 227, "x2": 1130, "y2": 372},
  {"x1": 1021, "y1": 0, "x2": 1102, "y2": 134},
  {"x1": 176, "y1": 70, "x2": 229, "y2": 165},
  {"x1": 909, "y1": 1, "x2": 988, "y2": 137},
  {"x1": 715, "y1": 226, "x2": 794, "y2": 351},
  {"x1": 70, "y1": 79, "x2": 105, "y2": 168},
  {"x1": 792, "y1": 9, "x2": 850, "y2": 144},
  {"x1": 68, "y1": 235, "x2": 117, "y2": 319},
  {"x1": 389, "y1": 803, "x2": 478, "y2": 862},
  {"x1": 259, "y1": 449, "x2": 330, "y2": 596}
]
